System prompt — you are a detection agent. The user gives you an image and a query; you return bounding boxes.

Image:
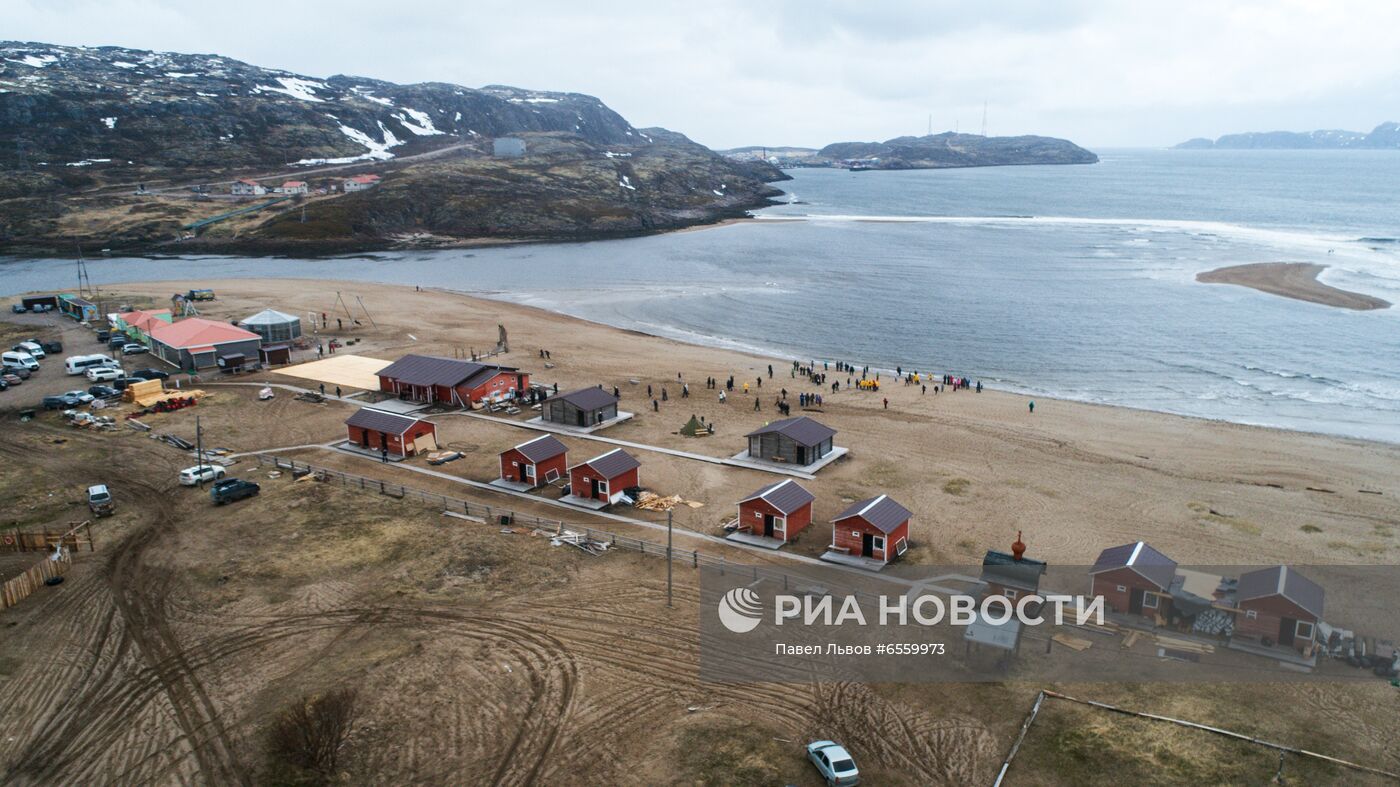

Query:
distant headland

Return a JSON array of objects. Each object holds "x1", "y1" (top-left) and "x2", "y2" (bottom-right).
[
  {"x1": 721, "y1": 132, "x2": 1098, "y2": 170},
  {"x1": 1175, "y1": 122, "x2": 1400, "y2": 150}
]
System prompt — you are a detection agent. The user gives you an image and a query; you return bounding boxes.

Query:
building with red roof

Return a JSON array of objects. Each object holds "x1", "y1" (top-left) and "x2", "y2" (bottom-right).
[
  {"x1": 231, "y1": 178, "x2": 266, "y2": 196},
  {"x1": 149, "y1": 318, "x2": 261, "y2": 371},
  {"x1": 275, "y1": 181, "x2": 308, "y2": 195},
  {"x1": 344, "y1": 174, "x2": 381, "y2": 192}
]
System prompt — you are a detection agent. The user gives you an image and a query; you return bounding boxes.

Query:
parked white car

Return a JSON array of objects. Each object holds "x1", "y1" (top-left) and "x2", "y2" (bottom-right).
[
  {"x1": 62, "y1": 389, "x2": 95, "y2": 404},
  {"x1": 13, "y1": 341, "x2": 44, "y2": 358},
  {"x1": 807, "y1": 741, "x2": 860, "y2": 786},
  {"x1": 179, "y1": 465, "x2": 227, "y2": 486},
  {"x1": 85, "y1": 366, "x2": 124, "y2": 382}
]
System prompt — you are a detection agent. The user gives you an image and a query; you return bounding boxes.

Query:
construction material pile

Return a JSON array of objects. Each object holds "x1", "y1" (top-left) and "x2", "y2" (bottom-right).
[{"x1": 634, "y1": 491, "x2": 704, "y2": 511}]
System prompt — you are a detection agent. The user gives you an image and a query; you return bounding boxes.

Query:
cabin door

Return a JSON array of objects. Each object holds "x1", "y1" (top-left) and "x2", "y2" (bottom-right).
[
  {"x1": 1278, "y1": 617, "x2": 1296, "y2": 647},
  {"x1": 1128, "y1": 588, "x2": 1145, "y2": 614},
  {"x1": 796, "y1": 446, "x2": 807, "y2": 465},
  {"x1": 590, "y1": 478, "x2": 602, "y2": 499},
  {"x1": 763, "y1": 514, "x2": 775, "y2": 538},
  {"x1": 359, "y1": 430, "x2": 370, "y2": 448},
  {"x1": 515, "y1": 462, "x2": 527, "y2": 482},
  {"x1": 861, "y1": 532, "x2": 874, "y2": 557}
]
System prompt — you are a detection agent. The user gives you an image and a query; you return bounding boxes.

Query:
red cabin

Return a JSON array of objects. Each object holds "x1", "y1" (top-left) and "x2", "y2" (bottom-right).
[
  {"x1": 1089, "y1": 541, "x2": 1177, "y2": 621},
  {"x1": 735, "y1": 479, "x2": 815, "y2": 542},
  {"x1": 344, "y1": 408, "x2": 438, "y2": 459},
  {"x1": 1233, "y1": 565, "x2": 1323, "y2": 654},
  {"x1": 830, "y1": 495, "x2": 911, "y2": 564},
  {"x1": 377, "y1": 354, "x2": 528, "y2": 407},
  {"x1": 498, "y1": 434, "x2": 568, "y2": 489},
  {"x1": 568, "y1": 449, "x2": 640, "y2": 505}
]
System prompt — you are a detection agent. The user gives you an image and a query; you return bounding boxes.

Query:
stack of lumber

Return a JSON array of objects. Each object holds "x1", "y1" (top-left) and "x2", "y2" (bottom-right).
[
  {"x1": 550, "y1": 529, "x2": 609, "y2": 555},
  {"x1": 1155, "y1": 634, "x2": 1214, "y2": 655},
  {"x1": 635, "y1": 492, "x2": 683, "y2": 511},
  {"x1": 1052, "y1": 633, "x2": 1095, "y2": 652}
]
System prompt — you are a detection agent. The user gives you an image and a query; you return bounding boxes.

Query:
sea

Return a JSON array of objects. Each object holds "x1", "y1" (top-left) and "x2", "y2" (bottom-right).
[{"x1": 3, "y1": 149, "x2": 1399, "y2": 442}]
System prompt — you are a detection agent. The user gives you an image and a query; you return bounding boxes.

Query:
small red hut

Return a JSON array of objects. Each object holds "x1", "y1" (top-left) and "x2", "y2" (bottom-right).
[
  {"x1": 735, "y1": 479, "x2": 815, "y2": 543},
  {"x1": 498, "y1": 434, "x2": 568, "y2": 489},
  {"x1": 1233, "y1": 565, "x2": 1323, "y2": 654},
  {"x1": 344, "y1": 408, "x2": 438, "y2": 459},
  {"x1": 829, "y1": 495, "x2": 911, "y2": 564},
  {"x1": 567, "y1": 448, "x2": 640, "y2": 505},
  {"x1": 1089, "y1": 541, "x2": 1177, "y2": 621}
]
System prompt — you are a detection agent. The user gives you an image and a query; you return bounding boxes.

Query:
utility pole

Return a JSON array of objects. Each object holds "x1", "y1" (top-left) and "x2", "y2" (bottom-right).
[
  {"x1": 981, "y1": 100, "x2": 988, "y2": 137},
  {"x1": 666, "y1": 508, "x2": 674, "y2": 608},
  {"x1": 195, "y1": 415, "x2": 205, "y2": 486}
]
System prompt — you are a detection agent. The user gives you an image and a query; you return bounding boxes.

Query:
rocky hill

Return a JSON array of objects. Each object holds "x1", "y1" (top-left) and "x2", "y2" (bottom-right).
[
  {"x1": 0, "y1": 41, "x2": 786, "y2": 254},
  {"x1": 1175, "y1": 122, "x2": 1400, "y2": 150},
  {"x1": 813, "y1": 132, "x2": 1098, "y2": 169}
]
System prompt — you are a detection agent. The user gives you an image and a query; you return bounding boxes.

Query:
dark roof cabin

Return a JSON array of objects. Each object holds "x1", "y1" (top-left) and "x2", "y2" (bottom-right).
[
  {"x1": 734, "y1": 479, "x2": 816, "y2": 543},
  {"x1": 981, "y1": 533, "x2": 1047, "y2": 600},
  {"x1": 499, "y1": 434, "x2": 569, "y2": 488},
  {"x1": 1233, "y1": 565, "x2": 1324, "y2": 652},
  {"x1": 377, "y1": 355, "x2": 527, "y2": 407},
  {"x1": 344, "y1": 408, "x2": 438, "y2": 458},
  {"x1": 1090, "y1": 541, "x2": 1178, "y2": 620},
  {"x1": 568, "y1": 448, "x2": 641, "y2": 504},
  {"x1": 542, "y1": 387, "x2": 619, "y2": 428},
  {"x1": 829, "y1": 494, "x2": 912, "y2": 564},
  {"x1": 745, "y1": 416, "x2": 836, "y2": 466}
]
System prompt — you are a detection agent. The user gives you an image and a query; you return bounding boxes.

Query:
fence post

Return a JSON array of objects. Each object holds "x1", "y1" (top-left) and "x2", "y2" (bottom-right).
[
  {"x1": 719, "y1": 556, "x2": 725, "y2": 576},
  {"x1": 692, "y1": 551, "x2": 698, "y2": 568}
]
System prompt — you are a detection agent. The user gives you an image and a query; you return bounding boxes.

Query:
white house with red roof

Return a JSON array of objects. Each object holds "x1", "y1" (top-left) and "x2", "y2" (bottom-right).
[
  {"x1": 343, "y1": 174, "x2": 381, "y2": 192},
  {"x1": 231, "y1": 178, "x2": 266, "y2": 196},
  {"x1": 149, "y1": 318, "x2": 261, "y2": 371},
  {"x1": 275, "y1": 180, "x2": 309, "y2": 195}
]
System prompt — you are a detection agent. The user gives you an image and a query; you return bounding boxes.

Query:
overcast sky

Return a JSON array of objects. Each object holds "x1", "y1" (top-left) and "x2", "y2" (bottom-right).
[{"x1": 9, "y1": 0, "x2": 1400, "y2": 149}]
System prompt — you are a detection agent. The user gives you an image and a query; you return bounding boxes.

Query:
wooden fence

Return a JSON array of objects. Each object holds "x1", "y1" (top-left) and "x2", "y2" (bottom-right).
[
  {"x1": 1, "y1": 525, "x2": 94, "y2": 554},
  {"x1": 254, "y1": 454, "x2": 875, "y2": 600},
  {"x1": 1, "y1": 553, "x2": 72, "y2": 611}
]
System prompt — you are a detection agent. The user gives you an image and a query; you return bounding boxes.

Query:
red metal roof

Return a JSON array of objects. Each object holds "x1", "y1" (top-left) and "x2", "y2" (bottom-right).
[{"x1": 149, "y1": 318, "x2": 259, "y2": 350}]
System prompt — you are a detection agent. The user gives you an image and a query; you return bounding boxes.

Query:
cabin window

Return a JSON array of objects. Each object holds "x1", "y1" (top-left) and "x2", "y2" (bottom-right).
[
  {"x1": 1142, "y1": 593, "x2": 1159, "y2": 609},
  {"x1": 872, "y1": 536, "x2": 885, "y2": 552},
  {"x1": 1116, "y1": 585, "x2": 1127, "y2": 593},
  {"x1": 1245, "y1": 609, "x2": 1257, "y2": 619},
  {"x1": 524, "y1": 464, "x2": 535, "y2": 479},
  {"x1": 851, "y1": 530, "x2": 860, "y2": 537},
  {"x1": 895, "y1": 537, "x2": 908, "y2": 555},
  {"x1": 1295, "y1": 620, "x2": 1314, "y2": 640}
]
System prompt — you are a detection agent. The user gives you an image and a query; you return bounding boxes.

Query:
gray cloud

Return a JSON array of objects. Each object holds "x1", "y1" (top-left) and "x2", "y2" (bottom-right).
[{"x1": 6, "y1": 0, "x2": 1399, "y2": 149}]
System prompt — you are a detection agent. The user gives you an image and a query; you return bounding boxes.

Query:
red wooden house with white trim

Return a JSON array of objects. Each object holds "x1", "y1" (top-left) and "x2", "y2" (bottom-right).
[
  {"x1": 830, "y1": 495, "x2": 911, "y2": 564},
  {"x1": 1089, "y1": 541, "x2": 1177, "y2": 621},
  {"x1": 344, "y1": 408, "x2": 438, "y2": 459},
  {"x1": 568, "y1": 449, "x2": 640, "y2": 505},
  {"x1": 377, "y1": 354, "x2": 528, "y2": 408},
  {"x1": 735, "y1": 479, "x2": 815, "y2": 543},
  {"x1": 499, "y1": 434, "x2": 568, "y2": 488},
  {"x1": 1232, "y1": 565, "x2": 1324, "y2": 654}
]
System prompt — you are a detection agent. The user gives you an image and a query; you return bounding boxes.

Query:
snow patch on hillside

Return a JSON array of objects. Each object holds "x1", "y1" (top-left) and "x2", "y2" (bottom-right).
[
  {"x1": 394, "y1": 108, "x2": 443, "y2": 136},
  {"x1": 255, "y1": 76, "x2": 327, "y2": 102}
]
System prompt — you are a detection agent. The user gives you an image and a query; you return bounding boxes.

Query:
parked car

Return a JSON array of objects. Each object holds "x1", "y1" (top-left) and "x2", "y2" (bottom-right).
[
  {"x1": 179, "y1": 465, "x2": 227, "y2": 486},
  {"x1": 62, "y1": 389, "x2": 95, "y2": 404},
  {"x1": 111, "y1": 377, "x2": 145, "y2": 391},
  {"x1": 0, "y1": 378, "x2": 8, "y2": 391},
  {"x1": 121, "y1": 343, "x2": 149, "y2": 356},
  {"x1": 807, "y1": 741, "x2": 860, "y2": 786},
  {"x1": 108, "y1": 336, "x2": 127, "y2": 349},
  {"x1": 2, "y1": 373, "x2": 21, "y2": 387},
  {"x1": 43, "y1": 394, "x2": 81, "y2": 409},
  {"x1": 96, "y1": 329, "x2": 111, "y2": 343},
  {"x1": 13, "y1": 341, "x2": 45, "y2": 359},
  {"x1": 3, "y1": 363, "x2": 32, "y2": 379},
  {"x1": 210, "y1": 478, "x2": 259, "y2": 505},
  {"x1": 88, "y1": 384, "x2": 120, "y2": 398},
  {"x1": 10, "y1": 303, "x2": 24, "y2": 314},
  {"x1": 32, "y1": 339, "x2": 62, "y2": 354},
  {"x1": 131, "y1": 368, "x2": 170, "y2": 381},
  {"x1": 86, "y1": 366, "x2": 124, "y2": 382},
  {"x1": 1, "y1": 351, "x2": 39, "y2": 370},
  {"x1": 87, "y1": 484, "x2": 115, "y2": 517}
]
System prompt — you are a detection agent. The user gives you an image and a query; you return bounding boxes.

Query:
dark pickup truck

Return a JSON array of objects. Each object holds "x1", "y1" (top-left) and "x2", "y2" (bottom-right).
[{"x1": 210, "y1": 478, "x2": 260, "y2": 505}]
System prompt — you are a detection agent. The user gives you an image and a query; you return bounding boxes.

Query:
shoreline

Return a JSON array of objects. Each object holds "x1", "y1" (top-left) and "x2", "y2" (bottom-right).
[{"x1": 1197, "y1": 261, "x2": 1391, "y2": 311}]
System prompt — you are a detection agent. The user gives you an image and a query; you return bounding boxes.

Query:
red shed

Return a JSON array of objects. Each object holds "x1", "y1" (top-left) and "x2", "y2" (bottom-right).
[
  {"x1": 830, "y1": 495, "x2": 911, "y2": 564},
  {"x1": 499, "y1": 434, "x2": 568, "y2": 488},
  {"x1": 345, "y1": 408, "x2": 438, "y2": 458},
  {"x1": 1233, "y1": 565, "x2": 1323, "y2": 653},
  {"x1": 568, "y1": 448, "x2": 640, "y2": 505},
  {"x1": 735, "y1": 479, "x2": 815, "y2": 542},
  {"x1": 1089, "y1": 541, "x2": 1177, "y2": 621},
  {"x1": 377, "y1": 354, "x2": 528, "y2": 407}
]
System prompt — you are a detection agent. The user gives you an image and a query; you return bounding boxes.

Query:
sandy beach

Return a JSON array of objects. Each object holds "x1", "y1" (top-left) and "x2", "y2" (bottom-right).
[
  {"x1": 1197, "y1": 262, "x2": 1392, "y2": 310},
  {"x1": 98, "y1": 278, "x2": 1400, "y2": 568}
]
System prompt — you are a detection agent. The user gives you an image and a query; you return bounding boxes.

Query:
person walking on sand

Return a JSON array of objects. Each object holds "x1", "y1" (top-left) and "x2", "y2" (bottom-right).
[
  {"x1": 662, "y1": 388, "x2": 668, "y2": 402},
  {"x1": 883, "y1": 397, "x2": 888, "y2": 409},
  {"x1": 719, "y1": 390, "x2": 727, "y2": 403},
  {"x1": 335, "y1": 386, "x2": 342, "y2": 398},
  {"x1": 682, "y1": 384, "x2": 689, "y2": 398},
  {"x1": 319, "y1": 383, "x2": 325, "y2": 396},
  {"x1": 754, "y1": 397, "x2": 761, "y2": 411},
  {"x1": 921, "y1": 384, "x2": 926, "y2": 395},
  {"x1": 1028, "y1": 400, "x2": 1035, "y2": 414},
  {"x1": 647, "y1": 384, "x2": 653, "y2": 398}
]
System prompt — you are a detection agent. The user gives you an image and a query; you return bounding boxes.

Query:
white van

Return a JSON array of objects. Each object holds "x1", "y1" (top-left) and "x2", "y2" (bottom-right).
[
  {"x1": 65, "y1": 354, "x2": 111, "y2": 375},
  {"x1": 13, "y1": 341, "x2": 44, "y2": 358},
  {"x1": 2, "y1": 351, "x2": 38, "y2": 370}
]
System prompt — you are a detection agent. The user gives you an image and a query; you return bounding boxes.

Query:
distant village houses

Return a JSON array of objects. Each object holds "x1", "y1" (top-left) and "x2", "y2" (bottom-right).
[
  {"x1": 275, "y1": 181, "x2": 309, "y2": 195},
  {"x1": 231, "y1": 178, "x2": 266, "y2": 196},
  {"x1": 343, "y1": 174, "x2": 381, "y2": 192}
]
